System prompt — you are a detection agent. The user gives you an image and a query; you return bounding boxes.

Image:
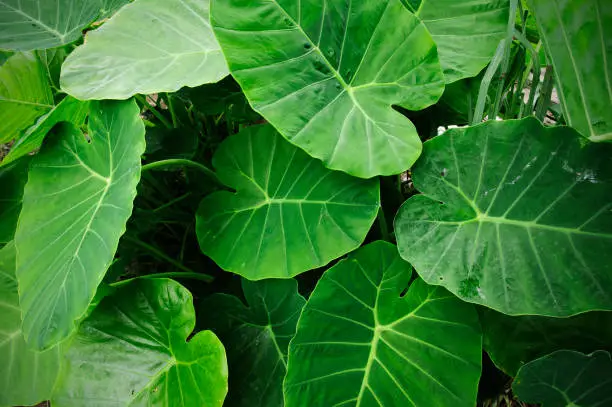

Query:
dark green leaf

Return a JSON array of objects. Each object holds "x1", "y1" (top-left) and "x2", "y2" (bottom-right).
[
  {"x1": 200, "y1": 279, "x2": 305, "y2": 407},
  {"x1": 15, "y1": 100, "x2": 145, "y2": 350},
  {"x1": 284, "y1": 241, "x2": 482, "y2": 407},
  {"x1": 52, "y1": 278, "x2": 228, "y2": 407},
  {"x1": 145, "y1": 127, "x2": 199, "y2": 161},
  {"x1": 211, "y1": 0, "x2": 445, "y2": 178},
  {"x1": 0, "y1": 157, "x2": 30, "y2": 244},
  {"x1": 528, "y1": 0, "x2": 612, "y2": 142},
  {"x1": 196, "y1": 124, "x2": 379, "y2": 280},
  {"x1": 395, "y1": 118, "x2": 612, "y2": 316},
  {"x1": 61, "y1": 0, "x2": 229, "y2": 100},
  {"x1": 513, "y1": 350, "x2": 612, "y2": 407}
]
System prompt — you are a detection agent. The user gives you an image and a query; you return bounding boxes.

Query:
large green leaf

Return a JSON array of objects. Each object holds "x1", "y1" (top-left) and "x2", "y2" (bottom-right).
[
  {"x1": 481, "y1": 309, "x2": 612, "y2": 376},
  {"x1": 284, "y1": 241, "x2": 482, "y2": 407},
  {"x1": 1, "y1": 96, "x2": 90, "y2": 167},
  {"x1": 196, "y1": 124, "x2": 379, "y2": 280},
  {"x1": 61, "y1": 0, "x2": 229, "y2": 100},
  {"x1": 513, "y1": 350, "x2": 612, "y2": 407},
  {"x1": 403, "y1": 0, "x2": 509, "y2": 83},
  {"x1": 395, "y1": 118, "x2": 612, "y2": 317},
  {"x1": 0, "y1": 0, "x2": 101, "y2": 51},
  {"x1": 15, "y1": 100, "x2": 145, "y2": 350},
  {"x1": 200, "y1": 279, "x2": 305, "y2": 407},
  {"x1": 52, "y1": 278, "x2": 228, "y2": 407},
  {"x1": 528, "y1": 0, "x2": 612, "y2": 142},
  {"x1": 211, "y1": 0, "x2": 445, "y2": 178},
  {"x1": 0, "y1": 242, "x2": 62, "y2": 407},
  {"x1": 0, "y1": 52, "x2": 53, "y2": 144},
  {"x1": 0, "y1": 157, "x2": 30, "y2": 244}
]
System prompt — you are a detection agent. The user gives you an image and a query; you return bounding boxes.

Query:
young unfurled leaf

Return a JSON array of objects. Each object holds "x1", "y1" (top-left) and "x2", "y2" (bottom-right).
[
  {"x1": 61, "y1": 0, "x2": 229, "y2": 100},
  {"x1": 196, "y1": 124, "x2": 380, "y2": 280},
  {"x1": 513, "y1": 350, "x2": 612, "y2": 406},
  {"x1": 52, "y1": 278, "x2": 228, "y2": 407},
  {"x1": 15, "y1": 100, "x2": 145, "y2": 350},
  {"x1": 395, "y1": 118, "x2": 612, "y2": 316},
  {"x1": 200, "y1": 279, "x2": 306, "y2": 407},
  {"x1": 211, "y1": 0, "x2": 445, "y2": 178},
  {"x1": 284, "y1": 241, "x2": 482, "y2": 407}
]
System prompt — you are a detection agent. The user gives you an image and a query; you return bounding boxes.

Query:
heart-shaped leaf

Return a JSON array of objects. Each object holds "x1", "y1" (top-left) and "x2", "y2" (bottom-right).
[
  {"x1": 284, "y1": 241, "x2": 482, "y2": 407},
  {"x1": 0, "y1": 242, "x2": 62, "y2": 407},
  {"x1": 513, "y1": 350, "x2": 612, "y2": 407},
  {"x1": 15, "y1": 99, "x2": 145, "y2": 350},
  {"x1": 395, "y1": 117, "x2": 612, "y2": 316},
  {"x1": 52, "y1": 278, "x2": 228, "y2": 407},
  {"x1": 403, "y1": 0, "x2": 510, "y2": 83},
  {"x1": 528, "y1": 0, "x2": 612, "y2": 142},
  {"x1": 200, "y1": 279, "x2": 305, "y2": 407},
  {"x1": 211, "y1": 0, "x2": 445, "y2": 178},
  {"x1": 61, "y1": 0, "x2": 229, "y2": 100},
  {"x1": 196, "y1": 124, "x2": 379, "y2": 280},
  {"x1": 0, "y1": 52, "x2": 53, "y2": 144}
]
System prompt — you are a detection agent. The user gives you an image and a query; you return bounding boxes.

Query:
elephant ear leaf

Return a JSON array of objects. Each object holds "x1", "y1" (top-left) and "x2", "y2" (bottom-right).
[
  {"x1": 211, "y1": 0, "x2": 445, "y2": 178},
  {"x1": 395, "y1": 117, "x2": 612, "y2": 317},
  {"x1": 52, "y1": 278, "x2": 228, "y2": 407},
  {"x1": 200, "y1": 278, "x2": 306, "y2": 407},
  {"x1": 284, "y1": 241, "x2": 482, "y2": 407},
  {"x1": 513, "y1": 350, "x2": 612, "y2": 407}
]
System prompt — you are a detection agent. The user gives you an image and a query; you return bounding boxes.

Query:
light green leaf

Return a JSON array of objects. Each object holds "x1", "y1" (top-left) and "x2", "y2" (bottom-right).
[
  {"x1": 0, "y1": 52, "x2": 53, "y2": 144},
  {"x1": 481, "y1": 308, "x2": 612, "y2": 376},
  {"x1": 100, "y1": 0, "x2": 130, "y2": 18},
  {"x1": 211, "y1": 0, "x2": 445, "y2": 178},
  {"x1": 61, "y1": 0, "x2": 229, "y2": 100},
  {"x1": 52, "y1": 278, "x2": 228, "y2": 407},
  {"x1": 15, "y1": 99, "x2": 145, "y2": 350},
  {"x1": 395, "y1": 118, "x2": 612, "y2": 316},
  {"x1": 0, "y1": 0, "x2": 101, "y2": 51},
  {"x1": 0, "y1": 157, "x2": 30, "y2": 244},
  {"x1": 195, "y1": 124, "x2": 379, "y2": 280},
  {"x1": 528, "y1": 0, "x2": 612, "y2": 142},
  {"x1": 0, "y1": 242, "x2": 62, "y2": 407},
  {"x1": 1, "y1": 96, "x2": 90, "y2": 167},
  {"x1": 513, "y1": 350, "x2": 612, "y2": 407},
  {"x1": 200, "y1": 279, "x2": 305, "y2": 407},
  {"x1": 403, "y1": 0, "x2": 509, "y2": 83},
  {"x1": 284, "y1": 241, "x2": 482, "y2": 407}
]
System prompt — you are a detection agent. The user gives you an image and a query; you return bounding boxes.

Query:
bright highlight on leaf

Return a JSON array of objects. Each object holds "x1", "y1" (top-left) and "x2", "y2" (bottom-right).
[
  {"x1": 200, "y1": 279, "x2": 306, "y2": 407},
  {"x1": 211, "y1": 0, "x2": 445, "y2": 178},
  {"x1": 61, "y1": 0, "x2": 229, "y2": 100},
  {"x1": 15, "y1": 99, "x2": 145, "y2": 350},
  {"x1": 395, "y1": 117, "x2": 612, "y2": 317},
  {"x1": 284, "y1": 241, "x2": 482, "y2": 407},
  {"x1": 52, "y1": 278, "x2": 228, "y2": 407},
  {"x1": 196, "y1": 124, "x2": 380, "y2": 280}
]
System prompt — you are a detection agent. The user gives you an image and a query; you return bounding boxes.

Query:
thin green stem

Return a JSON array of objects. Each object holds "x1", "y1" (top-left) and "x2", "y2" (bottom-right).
[
  {"x1": 377, "y1": 206, "x2": 391, "y2": 242},
  {"x1": 135, "y1": 94, "x2": 172, "y2": 129},
  {"x1": 166, "y1": 93, "x2": 178, "y2": 128},
  {"x1": 514, "y1": 29, "x2": 541, "y2": 117},
  {"x1": 152, "y1": 192, "x2": 192, "y2": 213},
  {"x1": 110, "y1": 271, "x2": 213, "y2": 287},
  {"x1": 142, "y1": 159, "x2": 223, "y2": 187},
  {"x1": 490, "y1": 0, "x2": 519, "y2": 119},
  {"x1": 536, "y1": 65, "x2": 555, "y2": 121},
  {"x1": 472, "y1": 41, "x2": 505, "y2": 124}
]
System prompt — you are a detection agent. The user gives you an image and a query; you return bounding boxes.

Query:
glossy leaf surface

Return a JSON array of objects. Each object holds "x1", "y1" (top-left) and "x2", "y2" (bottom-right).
[
  {"x1": 0, "y1": 243, "x2": 61, "y2": 407},
  {"x1": 528, "y1": 0, "x2": 612, "y2": 142},
  {"x1": 481, "y1": 308, "x2": 612, "y2": 376},
  {"x1": 200, "y1": 279, "x2": 305, "y2": 407},
  {"x1": 211, "y1": 0, "x2": 445, "y2": 178},
  {"x1": 61, "y1": 0, "x2": 229, "y2": 100},
  {"x1": 1, "y1": 96, "x2": 90, "y2": 167},
  {"x1": 284, "y1": 241, "x2": 482, "y2": 407},
  {"x1": 15, "y1": 100, "x2": 145, "y2": 350},
  {"x1": 0, "y1": 157, "x2": 30, "y2": 244},
  {"x1": 196, "y1": 125, "x2": 379, "y2": 280},
  {"x1": 0, "y1": 52, "x2": 53, "y2": 144},
  {"x1": 513, "y1": 350, "x2": 612, "y2": 407},
  {"x1": 404, "y1": 0, "x2": 509, "y2": 83},
  {"x1": 0, "y1": 0, "x2": 101, "y2": 51},
  {"x1": 52, "y1": 278, "x2": 228, "y2": 407},
  {"x1": 395, "y1": 118, "x2": 612, "y2": 316}
]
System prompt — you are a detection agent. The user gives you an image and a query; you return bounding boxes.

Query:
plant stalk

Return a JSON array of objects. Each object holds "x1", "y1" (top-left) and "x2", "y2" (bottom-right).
[
  {"x1": 141, "y1": 159, "x2": 223, "y2": 187},
  {"x1": 110, "y1": 271, "x2": 214, "y2": 287},
  {"x1": 135, "y1": 94, "x2": 172, "y2": 129}
]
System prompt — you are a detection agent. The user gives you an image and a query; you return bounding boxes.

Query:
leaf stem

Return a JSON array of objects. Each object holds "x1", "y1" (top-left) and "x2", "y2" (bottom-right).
[
  {"x1": 377, "y1": 206, "x2": 391, "y2": 242},
  {"x1": 490, "y1": 0, "x2": 519, "y2": 119},
  {"x1": 165, "y1": 93, "x2": 178, "y2": 128},
  {"x1": 536, "y1": 65, "x2": 554, "y2": 121},
  {"x1": 110, "y1": 271, "x2": 213, "y2": 287},
  {"x1": 135, "y1": 94, "x2": 172, "y2": 129},
  {"x1": 141, "y1": 159, "x2": 222, "y2": 187},
  {"x1": 472, "y1": 41, "x2": 505, "y2": 124}
]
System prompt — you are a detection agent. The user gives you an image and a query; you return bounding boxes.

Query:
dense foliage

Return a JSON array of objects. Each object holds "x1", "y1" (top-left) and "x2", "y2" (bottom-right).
[{"x1": 0, "y1": 0, "x2": 611, "y2": 406}]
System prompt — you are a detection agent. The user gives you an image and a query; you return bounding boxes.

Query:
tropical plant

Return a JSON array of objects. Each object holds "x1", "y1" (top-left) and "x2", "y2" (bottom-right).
[{"x1": 0, "y1": 0, "x2": 611, "y2": 406}]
